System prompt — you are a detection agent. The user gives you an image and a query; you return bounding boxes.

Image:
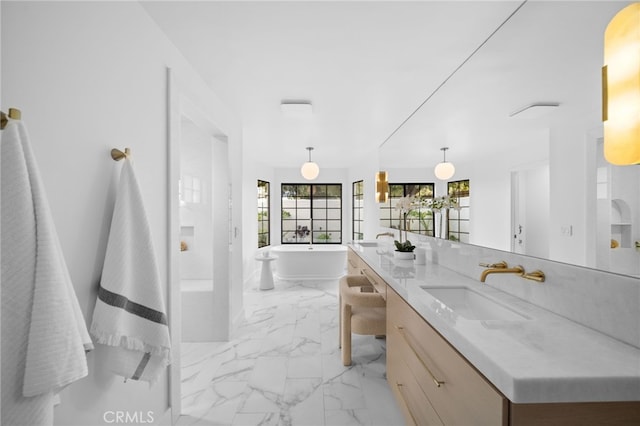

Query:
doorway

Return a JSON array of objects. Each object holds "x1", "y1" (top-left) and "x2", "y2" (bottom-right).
[
  {"x1": 510, "y1": 163, "x2": 550, "y2": 258},
  {"x1": 168, "y1": 69, "x2": 231, "y2": 422}
]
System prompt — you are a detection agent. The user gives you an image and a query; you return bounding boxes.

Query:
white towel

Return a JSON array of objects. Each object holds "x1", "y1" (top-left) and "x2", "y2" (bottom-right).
[
  {"x1": 1, "y1": 119, "x2": 92, "y2": 426},
  {"x1": 90, "y1": 158, "x2": 171, "y2": 384}
]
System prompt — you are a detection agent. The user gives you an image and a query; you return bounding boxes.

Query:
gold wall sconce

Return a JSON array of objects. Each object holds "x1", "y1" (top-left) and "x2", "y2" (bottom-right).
[
  {"x1": 375, "y1": 171, "x2": 389, "y2": 203},
  {"x1": 603, "y1": 2, "x2": 640, "y2": 165}
]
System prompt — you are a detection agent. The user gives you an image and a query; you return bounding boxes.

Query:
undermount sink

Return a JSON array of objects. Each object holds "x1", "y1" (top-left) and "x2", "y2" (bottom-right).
[
  {"x1": 355, "y1": 241, "x2": 379, "y2": 247},
  {"x1": 420, "y1": 286, "x2": 530, "y2": 321}
]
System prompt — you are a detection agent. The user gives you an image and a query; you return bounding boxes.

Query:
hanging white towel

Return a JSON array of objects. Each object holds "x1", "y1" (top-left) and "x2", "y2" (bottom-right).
[
  {"x1": 1, "y1": 119, "x2": 92, "y2": 426},
  {"x1": 90, "y1": 158, "x2": 171, "y2": 384}
]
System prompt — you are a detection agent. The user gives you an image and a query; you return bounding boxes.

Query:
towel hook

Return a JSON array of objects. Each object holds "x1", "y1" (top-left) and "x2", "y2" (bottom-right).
[
  {"x1": 1, "y1": 108, "x2": 22, "y2": 130},
  {"x1": 111, "y1": 148, "x2": 131, "y2": 161}
]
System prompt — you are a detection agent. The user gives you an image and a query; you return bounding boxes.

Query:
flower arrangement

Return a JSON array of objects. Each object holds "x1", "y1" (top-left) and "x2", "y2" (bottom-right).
[
  {"x1": 415, "y1": 195, "x2": 460, "y2": 239},
  {"x1": 394, "y1": 195, "x2": 415, "y2": 250},
  {"x1": 424, "y1": 195, "x2": 460, "y2": 212}
]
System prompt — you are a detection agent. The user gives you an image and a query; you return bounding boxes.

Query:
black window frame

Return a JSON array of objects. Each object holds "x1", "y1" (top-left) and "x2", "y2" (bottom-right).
[
  {"x1": 447, "y1": 179, "x2": 470, "y2": 243},
  {"x1": 352, "y1": 180, "x2": 364, "y2": 241},
  {"x1": 281, "y1": 183, "x2": 342, "y2": 244},
  {"x1": 258, "y1": 180, "x2": 270, "y2": 248},
  {"x1": 379, "y1": 183, "x2": 435, "y2": 236}
]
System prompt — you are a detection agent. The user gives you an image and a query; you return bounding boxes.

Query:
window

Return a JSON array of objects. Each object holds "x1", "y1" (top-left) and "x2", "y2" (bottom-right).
[
  {"x1": 380, "y1": 183, "x2": 434, "y2": 235},
  {"x1": 282, "y1": 183, "x2": 342, "y2": 244},
  {"x1": 258, "y1": 180, "x2": 270, "y2": 248},
  {"x1": 179, "y1": 175, "x2": 202, "y2": 204},
  {"x1": 352, "y1": 180, "x2": 364, "y2": 241},
  {"x1": 448, "y1": 180, "x2": 470, "y2": 243}
]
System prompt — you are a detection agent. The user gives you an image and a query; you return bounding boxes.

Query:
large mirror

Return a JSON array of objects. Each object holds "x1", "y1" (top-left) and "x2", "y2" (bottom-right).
[{"x1": 379, "y1": 0, "x2": 640, "y2": 278}]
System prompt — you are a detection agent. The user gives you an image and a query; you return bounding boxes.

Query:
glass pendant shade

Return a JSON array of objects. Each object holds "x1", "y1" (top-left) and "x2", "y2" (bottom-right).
[
  {"x1": 301, "y1": 147, "x2": 319, "y2": 180},
  {"x1": 375, "y1": 171, "x2": 389, "y2": 203},
  {"x1": 603, "y1": 3, "x2": 640, "y2": 165},
  {"x1": 434, "y1": 147, "x2": 455, "y2": 180},
  {"x1": 434, "y1": 162, "x2": 455, "y2": 180},
  {"x1": 301, "y1": 161, "x2": 320, "y2": 180}
]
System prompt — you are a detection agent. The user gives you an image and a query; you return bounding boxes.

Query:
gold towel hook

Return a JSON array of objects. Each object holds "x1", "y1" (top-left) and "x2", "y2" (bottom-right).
[
  {"x1": 110, "y1": 147, "x2": 131, "y2": 161},
  {"x1": 1, "y1": 108, "x2": 22, "y2": 130}
]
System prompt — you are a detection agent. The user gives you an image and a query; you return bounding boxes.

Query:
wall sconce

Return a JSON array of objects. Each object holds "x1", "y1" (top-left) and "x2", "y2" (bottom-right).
[
  {"x1": 603, "y1": 2, "x2": 640, "y2": 165},
  {"x1": 300, "y1": 146, "x2": 320, "y2": 180},
  {"x1": 434, "y1": 147, "x2": 455, "y2": 180},
  {"x1": 375, "y1": 171, "x2": 389, "y2": 203}
]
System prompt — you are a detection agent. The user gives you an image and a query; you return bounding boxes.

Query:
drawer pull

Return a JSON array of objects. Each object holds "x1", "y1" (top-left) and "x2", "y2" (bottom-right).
[
  {"x1": 396, "y1": 326, "x2": 445, "y2": 388},
  {"x1": 396, "y1": 383, "x2": 420, "y2": 426}
]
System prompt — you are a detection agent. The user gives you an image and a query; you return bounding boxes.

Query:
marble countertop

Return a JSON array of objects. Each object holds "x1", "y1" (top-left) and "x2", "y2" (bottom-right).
[{"x1": 349, "y1": 243, "x2": 640, "y2": 404}]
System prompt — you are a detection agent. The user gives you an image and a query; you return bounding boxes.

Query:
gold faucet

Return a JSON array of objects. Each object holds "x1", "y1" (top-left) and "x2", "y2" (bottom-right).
[
  {"x1": 523, "y1": 270, "x2": 545, "y2": 282},
  {"x1": 479, "y1": 262, "x2": 524, "y2": 282},
  {"x1": 376, "y1": 232, "x2": 395, "y2": 239}
]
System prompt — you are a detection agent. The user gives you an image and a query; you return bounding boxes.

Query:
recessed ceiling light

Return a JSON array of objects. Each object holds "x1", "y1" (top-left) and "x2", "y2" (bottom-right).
[
  {"x1": 281, "y1": 101, "x2": 313, "y2": 118},
  {"x1": 509, "y1": 102, "x2": 560, "y2": 118}
]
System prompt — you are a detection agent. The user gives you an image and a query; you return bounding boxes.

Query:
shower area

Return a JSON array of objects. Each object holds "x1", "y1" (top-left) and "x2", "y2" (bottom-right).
[{"x1": 179, "y1": 116, "x2": 229, "y2": 341}]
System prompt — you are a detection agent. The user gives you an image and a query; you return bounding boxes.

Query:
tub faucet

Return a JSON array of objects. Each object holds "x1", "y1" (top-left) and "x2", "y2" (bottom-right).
[
  {"x1": 479, "y1": 262, "x2": 524, "y2": 283},
  {"x1": 376, "y1": 232, "x2": 394, "y2": 239}
]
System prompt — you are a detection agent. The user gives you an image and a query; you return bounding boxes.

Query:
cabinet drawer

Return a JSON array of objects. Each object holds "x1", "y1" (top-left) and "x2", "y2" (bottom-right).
[
  {"x1": 387, "y1": 288, "x2": 507, "y2": 426},
  {"x1": 361, "y1": 266, "x2": 386, "y2": 300},
  {"x1": 347, "y1": 248, "x2": 362, "y2": 275},
  {"x1": 388, "y1": 343, "x2": 443, "y2": 426}
]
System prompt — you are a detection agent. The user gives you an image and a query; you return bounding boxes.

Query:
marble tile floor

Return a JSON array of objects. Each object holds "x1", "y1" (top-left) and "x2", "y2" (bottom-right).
[{"x1": 176, "y1": 279, "x2": 404, "y2": 426}]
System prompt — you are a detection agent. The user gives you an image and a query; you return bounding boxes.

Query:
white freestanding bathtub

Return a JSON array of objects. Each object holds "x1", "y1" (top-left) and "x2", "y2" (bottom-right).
[{"x1": 271, "y1": 244, "x2": 347, "y2": 280}]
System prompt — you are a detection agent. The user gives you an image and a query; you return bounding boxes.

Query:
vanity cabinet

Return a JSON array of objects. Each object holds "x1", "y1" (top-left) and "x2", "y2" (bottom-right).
[
  {"x1": 347, "y1": 248, "x2": 387, "y2": 299},
  {"x1": 387, "y1": 287, "x2": 508, "y2": 426},
  {"x1": 347, "y1": 247, "x2": 364, "y2": 275},
  {"x1": 349, "y1": 246, "x2": 640, "y2": 425},
  {"x1": 361, "y1": 266, "x2": 386, "y2": 300}
]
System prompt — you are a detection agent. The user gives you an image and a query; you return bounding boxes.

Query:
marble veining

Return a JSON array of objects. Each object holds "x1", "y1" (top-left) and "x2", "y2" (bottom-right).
[{"x1": 177, "y1": 279, "x2": 403, "y2": 426}]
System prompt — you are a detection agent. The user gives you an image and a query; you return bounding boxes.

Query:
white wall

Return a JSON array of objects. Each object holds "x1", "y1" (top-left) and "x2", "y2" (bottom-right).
[
  {"x1": 2, "y1": 2, "x2": 241, "y2": 424},
  {"x1": 549, "y1": 117, "x2": 590, "y2": 266}
]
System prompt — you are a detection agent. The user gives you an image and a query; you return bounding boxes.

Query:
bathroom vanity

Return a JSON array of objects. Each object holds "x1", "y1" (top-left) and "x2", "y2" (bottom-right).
[{"x1": 347, "y1": 245, "x2": 640, "y2": 425}]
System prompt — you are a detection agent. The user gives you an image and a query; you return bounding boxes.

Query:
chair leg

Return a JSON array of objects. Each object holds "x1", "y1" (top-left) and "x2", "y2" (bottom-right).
[
  {"x1": 338, "y1": 293, "x2": 342, "y2": 348},
  {"x1": 341, "y1": 304, "x2": 352, "y2": 366}
]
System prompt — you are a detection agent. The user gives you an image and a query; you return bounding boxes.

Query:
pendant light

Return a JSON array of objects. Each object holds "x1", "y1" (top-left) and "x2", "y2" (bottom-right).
[
  {"x1": 300, "y1": 147, "x2": 320, "y2": 180},
  {"x1": 434, "y1": 147, "x2": 455, "y2": 180},
  {"x1": 603, "y1": 2, "x2": 640, "y2": 165}
]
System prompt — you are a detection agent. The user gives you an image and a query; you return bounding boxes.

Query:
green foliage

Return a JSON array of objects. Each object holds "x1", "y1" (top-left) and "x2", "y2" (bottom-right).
[
  {"x1": 317, "y1": 233, "x2": 332, "y2": 241},
  {"x1": 394, "y1": 239, "x2": 416, "y2": 252}
]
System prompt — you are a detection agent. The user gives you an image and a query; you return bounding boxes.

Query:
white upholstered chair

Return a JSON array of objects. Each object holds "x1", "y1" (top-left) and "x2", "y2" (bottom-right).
[{"x1": 339, "y1": 274, "x2": 386, "y2": 366}]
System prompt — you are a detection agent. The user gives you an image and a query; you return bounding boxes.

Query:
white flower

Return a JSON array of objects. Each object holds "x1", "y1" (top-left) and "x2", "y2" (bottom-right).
[{"x1": 394, "y1": 195, "x2": 415, "y2": 213}]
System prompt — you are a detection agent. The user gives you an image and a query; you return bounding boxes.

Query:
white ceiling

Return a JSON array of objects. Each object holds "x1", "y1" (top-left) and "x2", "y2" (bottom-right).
[{"x1": 141, "y1": 0, "x2": 631, "y2": 170}]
